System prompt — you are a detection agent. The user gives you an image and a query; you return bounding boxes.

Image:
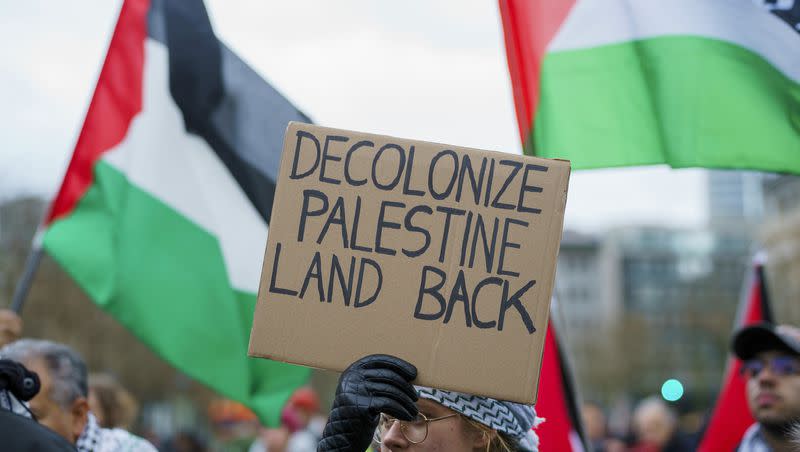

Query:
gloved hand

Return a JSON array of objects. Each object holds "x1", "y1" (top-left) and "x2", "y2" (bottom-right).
[{"x1": 317, "y1": 354, "x2": 418, "y2": 452}]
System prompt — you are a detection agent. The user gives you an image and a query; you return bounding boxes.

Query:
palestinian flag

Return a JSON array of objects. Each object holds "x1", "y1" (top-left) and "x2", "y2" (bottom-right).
[
  {"x1": 536, "y1": 317, "x2": 588, "y2": 451},
  {"x1": 698, "y1": 258, "x2": 773, "y2": 452},
  {"x1": 42, "y1": 0, "x2": 310, "y2": 425},
  {"x1": 499, "y1": 0, "x2": 800, "y2": 173}
]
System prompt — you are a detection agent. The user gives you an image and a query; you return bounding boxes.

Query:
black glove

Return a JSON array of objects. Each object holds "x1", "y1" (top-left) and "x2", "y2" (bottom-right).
[{"x1": 318, "y1": 354, "x2": 418, "y2": 452}]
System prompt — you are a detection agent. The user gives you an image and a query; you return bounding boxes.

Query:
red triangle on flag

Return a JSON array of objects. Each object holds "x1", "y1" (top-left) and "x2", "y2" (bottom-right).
[{"x1": 536, "y1": 318, "x2": 587, "y2": 451}]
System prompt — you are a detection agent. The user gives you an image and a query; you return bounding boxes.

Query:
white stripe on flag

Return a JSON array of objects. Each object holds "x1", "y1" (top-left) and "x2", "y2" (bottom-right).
[
  {"x1": 549, "y1": 0, "x2": 800, "y2": 82},
  {"x1": 103, "y1": 39, "x2": 268, "y2": 294}
]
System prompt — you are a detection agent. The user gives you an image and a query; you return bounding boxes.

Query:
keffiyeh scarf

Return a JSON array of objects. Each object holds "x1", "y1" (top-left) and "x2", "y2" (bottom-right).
[
  {"x1": 77, "y1": 412, "x2": 158, "y2": 452},
  {"x1": 416, "y1": 386, "x2": 542, "y2": 452}
]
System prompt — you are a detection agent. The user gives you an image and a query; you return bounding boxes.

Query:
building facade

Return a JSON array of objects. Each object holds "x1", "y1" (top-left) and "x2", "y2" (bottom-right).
[
  {"x1": 760, "y1": 174, "x2": 800, "y2": 323},
  {"x1": 555, "y1": 225, "x2": 752, "y2": 406}
]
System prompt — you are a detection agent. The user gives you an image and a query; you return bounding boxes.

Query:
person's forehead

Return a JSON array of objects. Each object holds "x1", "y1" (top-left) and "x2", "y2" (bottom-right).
[
  {"x1": 22, "y1": 356, "x2": 50, "y2": 381},
  {"x1": 416, "y1": 398, "x2": 453, "y2": 416}
]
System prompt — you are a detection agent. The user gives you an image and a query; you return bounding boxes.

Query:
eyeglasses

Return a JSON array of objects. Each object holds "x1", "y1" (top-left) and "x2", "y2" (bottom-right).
[
  {"x1": 740, "y1": 356, "x2": 800, "y2": 379},
  {"x1": 374, "y1": 412, "x2": 459, "y2": 444}
]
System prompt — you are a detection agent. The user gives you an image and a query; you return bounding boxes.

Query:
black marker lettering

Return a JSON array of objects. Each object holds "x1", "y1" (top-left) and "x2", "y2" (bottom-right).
[
  {"x1": 350, "y1": 196, "x2": 372, "y2": 253},
  {"x1": 498, "y1": 279, "x2": 536, "y2": 334},
  {"x1": 290, "y1": 130, "x2": 321, "y2": 179},
  {"x1": 354, "y1": 258, "x2": 382, "y2": 308},
  {"x1": 403, "y1": 205, "x2": 433, "y2": 258},
  {"x1": 436, "y1": 206, "x2": 466, "y2": 263},
  {"x1": 299, "y1": 251, "x2": 324, "y2": 302},
  {"x1": 298, "y1": 190, "x2": 328, "y2": 242},
  {"x1": 414, "y1": 266, "x2": 447, "y2": 320},
  {"x1": 443, "y1": 270, "x2": 472, "y2": 327},
  {"x1": 517, "y1": 163, "x2": 547, "y2": 214},
  {"x1": 456, "y1": 155, "x2": 487, "y2": 205},
  {"x1": 328, "y1": 254, "x2": 356, "y2": 305},
  {"x1": 483, "y1": 158, "x2": 496, "y2": 207},
  {"x1": 498, "y1": 217, "x2": 528, "y2": 278},
  {"x1": 320, "y1": 135, "x2": 348, "y2": 185},
  {"x1": 491, "y1": 160, "x2": 522, "y2": 210},
  {"x1": 372, "y1": 143, "x2": 406, "y2": 191},
  {"x1": 316, "y1": 196, "x2": 349, "y2": 247},
  {"x1": 471, "y1": 277, "x2": 501, "y2": 329},
  {"x1": 402, "y1": 146, "x2": 426, "y2": 197},
  {"x1": 469, "y1": 215, "x2": 499, "y2": 273},
  {"x1": 344, "y1": 140, "x2": 372, "y2": 186},
  {"x1": 375, "y1": 201, "x2": 404, "y2": 256},
  {"x1": 268, "y1": 243, "x2": 297, "y2": 296},
  {"x1": 428, "y1": 150, "x2": 459, "y2": 200}
]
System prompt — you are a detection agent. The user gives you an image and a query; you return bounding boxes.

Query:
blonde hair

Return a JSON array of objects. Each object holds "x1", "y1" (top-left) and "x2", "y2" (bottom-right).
[
  {"x1": 462, "y1": 415, "x2": 519, "y2": 452},
  {"x1": 88, "y1": 373, "x2": 139, "y2": 429}
]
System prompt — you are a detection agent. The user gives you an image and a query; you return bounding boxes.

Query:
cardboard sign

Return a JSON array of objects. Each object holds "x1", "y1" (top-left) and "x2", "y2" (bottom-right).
[{"x1": 249, "y1": 123, "x2": 570, "y2": 403}]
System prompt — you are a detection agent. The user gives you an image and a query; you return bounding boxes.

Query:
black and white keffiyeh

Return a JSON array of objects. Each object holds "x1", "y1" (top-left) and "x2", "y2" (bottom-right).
[
  {"x1": 0, "y1": 388, "x2": 33, "y2": 418},
  {"x1": 416, "y1": 386, "x2": 542, "y2": 452},
  {"x1": 76, "y1": 412, "x2": 158, "y2": 452}
]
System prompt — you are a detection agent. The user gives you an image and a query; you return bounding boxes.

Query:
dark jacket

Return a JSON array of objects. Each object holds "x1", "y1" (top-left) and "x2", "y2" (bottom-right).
[{"x1": 0, "y1": 408, "x2": 76, "y2": 451}]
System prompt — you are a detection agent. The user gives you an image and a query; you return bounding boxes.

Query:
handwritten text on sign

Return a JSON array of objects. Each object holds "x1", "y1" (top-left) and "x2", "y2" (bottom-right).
[{"x1": 250, "y1": 123, "x2": 570, "y2": 403}]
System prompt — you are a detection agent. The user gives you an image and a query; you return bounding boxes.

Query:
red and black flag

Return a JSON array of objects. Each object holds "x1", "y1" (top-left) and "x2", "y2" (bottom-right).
[
  {"x1": 537, "y1": 317, "x2": 588, "y2": 451},
  {"x1": 698, "y1": 258, "x2": 773, "y2": 452}
]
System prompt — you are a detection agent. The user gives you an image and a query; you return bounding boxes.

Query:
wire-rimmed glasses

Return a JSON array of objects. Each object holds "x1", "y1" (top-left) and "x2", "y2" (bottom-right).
[{"x1": 374, "y1": 412, "x2": 459, "y2": 444}]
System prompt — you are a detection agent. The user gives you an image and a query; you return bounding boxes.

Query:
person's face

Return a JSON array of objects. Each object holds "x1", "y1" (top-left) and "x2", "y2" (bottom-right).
[
  {"x1": 24, "y1": 357, "x2": 89, "y2": 444},
  {"x1": 745, "y1": 350, "x2": 800, "y2": 428},
  {"x1": 581, "y1": 404, "x2": 607, "y2": 440},
  {"x1": 88, "y1": 388, "x2": 105, "y2": 426},
  {"x1": 379, "y1": 399, "x2": 484, "y2": 452},
  {"x1": 632, "y1": 404, "x2": 673, "y2": 447}
]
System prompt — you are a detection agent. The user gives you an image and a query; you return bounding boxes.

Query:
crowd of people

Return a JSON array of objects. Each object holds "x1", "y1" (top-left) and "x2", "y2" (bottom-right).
[
  {"x1": 1, "y1": 306, "x2": 799, "y2": 451},
  {"x1": 580, "y1": 323, "x2": 800, "y2": 452}
]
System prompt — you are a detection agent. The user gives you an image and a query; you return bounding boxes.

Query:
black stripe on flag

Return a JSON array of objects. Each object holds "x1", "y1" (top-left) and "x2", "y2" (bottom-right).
[
  {"x1": 147, "y1": 0, "x2": 312, "y2": 225},
  {"x1": 553, "y1": 321, "x2": 590, "y2": 451}
]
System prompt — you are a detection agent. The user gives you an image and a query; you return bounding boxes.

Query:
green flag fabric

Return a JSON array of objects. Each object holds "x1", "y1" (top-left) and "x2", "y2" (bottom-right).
[{"x1": 500, "y1": 0, "x2": 800, "y2": 173}]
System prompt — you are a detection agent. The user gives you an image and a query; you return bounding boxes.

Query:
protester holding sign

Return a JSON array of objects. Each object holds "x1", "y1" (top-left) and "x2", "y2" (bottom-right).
[
  {"x1": 251, "y1": 125, "x2": 562, "y2": 450},
  {"x1": 317, "y1": 355, "x2": 540, "y2": 452}
]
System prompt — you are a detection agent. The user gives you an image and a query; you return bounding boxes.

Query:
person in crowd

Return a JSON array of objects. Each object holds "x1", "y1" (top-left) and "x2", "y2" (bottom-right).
[
  {"x1": 582, "y1": 402, "x2": 608, "y2": 452},
  {"x1": 629, "y1": 396, "x2": 692, "y2": 452},
  {"x1": 317, "y1": 354, "x2": 541, "y2": 452},
  {"x1": 249, "y1": 386, "x2": 324, "y2": 452},
  {"x1": 250, "y1": 425, "x2": 292, "y2": 452},
  {"x1": 0, "y1": 308, "x2": 23, "y2": 348},
  {"x1": 1, "y1": 338, "x2": 157, "y2": 451},
  {"x1": 732, "y1": 323, "x2": 800, "y2": 452},
  {"x1": 161, "y1": 429, "x2": 210, "y2": 452},
  {"x1": 0, "y1": 357, "x2": 76, "y2": 451},
  {"x1": 88, "y1": 372, "x2": 139, "y2": 430},
  {"x1": 581, "y1": 401, "x2": 627, "y2": 452},
  {"x1": 287, "y1": 387, "x2": 326, "y2": 443}
]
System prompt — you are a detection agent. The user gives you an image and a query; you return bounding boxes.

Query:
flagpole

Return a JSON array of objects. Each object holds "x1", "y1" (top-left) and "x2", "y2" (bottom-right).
[{"x1": 9, "y1": 227, "x2": 45, "y2": 314}]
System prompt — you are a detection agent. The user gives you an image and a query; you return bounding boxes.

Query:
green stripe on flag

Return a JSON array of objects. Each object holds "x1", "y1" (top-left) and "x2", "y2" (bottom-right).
[
  {"x1": 533, "y1": 35, "x2": 800, "y2": 172},
  {"x1": 43, "y1": 160, "x2": 310, "y2": 426}
]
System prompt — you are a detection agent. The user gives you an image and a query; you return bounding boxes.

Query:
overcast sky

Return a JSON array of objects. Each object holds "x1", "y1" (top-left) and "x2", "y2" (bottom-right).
[{"x1": 0, "y1": 1, "x2": 709, "y2": 232}]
